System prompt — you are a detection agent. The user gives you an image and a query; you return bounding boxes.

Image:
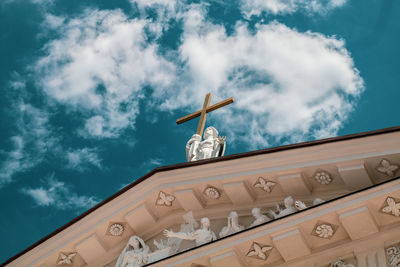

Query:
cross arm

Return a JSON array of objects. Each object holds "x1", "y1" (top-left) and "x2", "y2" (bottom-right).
[
  {"x1": 206, "y1": 97, "x2": 234, "y2": 113},
  {"x1": 176, "y1": 97, "x2": 234, "y2": 125},
  {"x1": 176, "y1": 110, "x2": 202, "y2": 125}
]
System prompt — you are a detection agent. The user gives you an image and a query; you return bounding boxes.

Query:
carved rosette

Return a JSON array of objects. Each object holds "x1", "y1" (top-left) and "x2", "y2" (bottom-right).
[
  {"x1": 311, "y1": 221, "x2": 338, "y2": 239},
  {"x1": 106, "y1": 222, "x2": 125, "y2": 236},
  {"x1": 56, "y1": 252, "x2": 77, "y2": 266},
  {"x1": 203, "y1": 185, "x2": 221, "y2": 199},
  {"x1": 253, "y1": 177, "x2": 276, "y2": 193},
  {"x1": 376, "y1": 159, "x2": 399, "y2": 177},
  {"x1": 314, "y1": 170, "x2": 332, "y2": 185},
  {"x1": 386, "y1": 243, "x2": 400, "y2": 267},
  {"x1": 246, "y1": 242, "x2": 273, "y2": 261},
  {"x1": 156, "y1": 191, "x2": 176, "y2": 206},
  {"x1": 380, "y1": 196, "x2": 400, "y2": 217}
]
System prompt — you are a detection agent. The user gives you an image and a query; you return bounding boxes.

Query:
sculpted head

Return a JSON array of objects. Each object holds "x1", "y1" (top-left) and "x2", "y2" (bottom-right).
[
  {"x1": 200, "y1": 217, "x2": 210, "y2": 229},
  {"x1": 203, "y1": 127, "x2": 218, "y2": 139},
  {"x1": 284, "y1": 196, "x2": 294, "y2": 208},
  {"x1": 251, "y1": 207, "x2": 261, "y2": 218},
  {"x1": 128, "y1": 236, "x2": 141, "y2": 249}
]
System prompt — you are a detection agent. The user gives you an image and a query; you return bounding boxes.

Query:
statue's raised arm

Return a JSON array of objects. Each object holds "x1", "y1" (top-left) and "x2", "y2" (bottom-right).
[
  {"x1": 163, "y1": 229, "x2": 197, "y2": 241},
  {"x1": 164, "y1": 217, "x2": 216, "y2": 247}
]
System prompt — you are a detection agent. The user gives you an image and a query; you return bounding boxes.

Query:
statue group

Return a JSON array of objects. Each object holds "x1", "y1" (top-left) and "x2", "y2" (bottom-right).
[
  {"x1": 186, "y1": 126, "x2": 226, "y2": 162},
  {"x1": 115, "y1": 196, "x2": 324, "y2": 266}
]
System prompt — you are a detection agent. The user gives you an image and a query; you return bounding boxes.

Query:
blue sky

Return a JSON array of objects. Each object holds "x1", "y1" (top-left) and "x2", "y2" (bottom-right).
[{"x1": 0, "y1": 0, "x2": 399, "y2": 263}]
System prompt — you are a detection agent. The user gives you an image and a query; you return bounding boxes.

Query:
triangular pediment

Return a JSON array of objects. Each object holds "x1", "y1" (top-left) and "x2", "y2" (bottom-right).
[{"x1": 4, "y1": 127, "x2": 400, "y2": 267}]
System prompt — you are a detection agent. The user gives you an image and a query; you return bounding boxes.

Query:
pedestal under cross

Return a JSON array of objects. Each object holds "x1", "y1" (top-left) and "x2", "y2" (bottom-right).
[{"x1": 176, "y1": 93, "x2": 234, "y2": 137}]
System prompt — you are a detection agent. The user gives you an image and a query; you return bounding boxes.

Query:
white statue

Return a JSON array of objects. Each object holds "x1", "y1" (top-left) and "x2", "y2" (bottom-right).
[
  {"x1": 248, "y1": 207, "x2": 271, "y2": 228},
  {"x1": 219, "y1": 211, "x2": 245, "y2": 238},
  {"x1": 186, "y1": 126, "x2": 226, "y2": 162},
  {"x1": 154, "y1": 211, "x2": 199, "y2": 253},
  {"x1": 294, "y1": 198, "x2": 326, "y2": 211},
  {"x1": 330, "y1": 260, "x2": 355, "y2": 267},
  {"x1": 153, "y1": 239, "x2": 169, "y2": 250},
  {"x1": 313, "y1": 198, "x2": 325, "y2": 205},
  {"x1": 294, "y1": 200, "x2": 308, "y2": 210},
  {"x1": 181, "y1": 211, "x2": 199, "y2": 233},
  {"x1": 269, "y1": 196, "x2": 297, "y2": 219},
  {"x1": 115, "y1": 235, "x2": 150, "y2": 267},
  {"x1": 164, "y1": 217, "x2": 217, "y2": 246}
]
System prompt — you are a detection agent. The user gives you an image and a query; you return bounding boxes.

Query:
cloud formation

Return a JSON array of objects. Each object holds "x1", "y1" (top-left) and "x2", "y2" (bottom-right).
[
  {"x1": 162, "y1": 10, "x2": 364, "y2": 146},
  {"x1": 0, "y1": 103, "x2": 58, "y2": 187},
  {"x1": 240, "y1": 0, "x2": 347, "y2": 17},
  {"x1": 32, "y1": 2, "x2": 363, "y2": 149},
  {"x1": 66, "y1": 148, "x2": 102, "y2": 172},
  {"x1": 35, "y1": 9, "x2": 175, "y2": 138},
  {"x1": 21, "y1": 175, "x2": 99, "y2": 210}
]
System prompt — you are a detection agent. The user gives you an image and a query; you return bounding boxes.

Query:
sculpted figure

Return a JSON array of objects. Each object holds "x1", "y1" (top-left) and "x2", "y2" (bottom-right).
[
  {"x1": 153, "y1": 239, "x2": 169, "y2": 250},
  {"x1": 248, "y1": 207, "x2": 271, "y2": 228},
  {"x1": 269, "y1": 196, "x2": 297, "y2": 219},
  {"x1": 115, "y1": 235, "x2": 150, "y2": 267},
  {"x1": 330, "y1": 260, "x2": 355, "y2": 267},
  {"x1": 219, "y1": 211, "x2": 244, "y2": 238},
  {"x1": 186, "y1": 127, "x2": 226, "y2": 162},
  {"x1": 294, "y1": 198, "x2": 325, "y2": 211},
  {"x1": 294, "y1": 200, "x2": 307, "y2": 210},
  {"x1": 313, "y1": 198, "x2": 325, "y2": 205},
  {"x1": 153, "y1": 211, "x2": 198, "y2": 253},
  {"x1": 164, "y1": 217, "x2": 217, "y2": 246},
  {"x1": 294, "y1": 197, "x2": 328, "y2": 212},
  {"x1": 181, "y1": 211, "x2": 199, "y2": 233}
]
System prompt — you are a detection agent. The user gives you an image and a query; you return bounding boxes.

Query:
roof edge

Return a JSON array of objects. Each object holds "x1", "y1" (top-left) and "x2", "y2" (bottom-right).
[{"x1": 2, "y1": 125, "x2": 400, "y2": 266}]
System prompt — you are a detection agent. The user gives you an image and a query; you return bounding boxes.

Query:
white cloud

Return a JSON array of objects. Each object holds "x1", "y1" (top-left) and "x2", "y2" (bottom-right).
[
  {"x1": 140, "y1": 157, "x2": 164, "y2": 170},
  {"x1": 22, "y1": 187, "x2": 54, "y2": 206},
  {"x1": 32, "y1": 4, "x2": 363, "y2": 149},
  {"x1": 0, "y1": 103, "x2": 58, "y2": 187},
  {"x1": 129, "y1": 0, "x2": 182, "y2": 28},
  {"x1": 1, "y1": 0, "x2": 53, "y2": 6},
  {"x1": 240, "y1": 0, "x2": 347, "y2": 17},
  {"x1": 66, "y1": 147, "x2": 102, "y2": 172},
  {"x1": 149, "y1": 158, "x2": 164, "y2": 165},
  {"x1": 161, "y1": 18, "x2": 364, "y2": 147},
  {"x1": 34, "y1": 9, "x2": 176, "y2": 138},
  {"x1": 21, "y1": 175, "x2": 99, "y2": 210},
  {"x1": 30, "y1": 0, "x2": 53, "y2": 4},
  {"x1": 131, "y1": 0, "x2": 177, "y2": 15},
  {"x1": 43, "y1": 13, "x2": 65, "y2": 29}
]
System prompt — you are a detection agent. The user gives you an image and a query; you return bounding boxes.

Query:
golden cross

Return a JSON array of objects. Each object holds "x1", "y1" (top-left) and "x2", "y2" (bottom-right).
[{"x1": 176, "y1": 93, "x2": 234, "y2": 137}]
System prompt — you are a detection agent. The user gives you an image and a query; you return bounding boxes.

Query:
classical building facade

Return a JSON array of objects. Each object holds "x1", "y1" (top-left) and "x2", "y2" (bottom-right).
[{"x1": 3, "y1": 127, "x2": 400, "y2": 267}]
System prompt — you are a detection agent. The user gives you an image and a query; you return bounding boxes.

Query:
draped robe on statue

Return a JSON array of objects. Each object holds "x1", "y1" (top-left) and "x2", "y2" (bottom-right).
[
  {"x1": 186, "y1": 127, "x2": 225, "y2": 162},
  {"x1": 115, "y1": 236, "x2": 150, "y2": 267}
]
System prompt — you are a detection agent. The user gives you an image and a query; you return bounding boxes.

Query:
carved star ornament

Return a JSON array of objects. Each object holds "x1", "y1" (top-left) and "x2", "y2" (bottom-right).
[
  {"x1": 254, "y1": 177, "x2": 276, "y2": 193},
  {"x1": 57, "y1": 252, "x2": 77, "y2": 266},
  {"x1": 246, "y1": 242, "x2": 273, "y2": 260},
  {"x1": 376, "y1": 159, "x2": 399, "y2": 176},
  {"x1": 156, "y1": 191, "x2": 175, "y2": 206},
  {"x1": 381, "y1": 196, "x2": 400, "y2": 217}
]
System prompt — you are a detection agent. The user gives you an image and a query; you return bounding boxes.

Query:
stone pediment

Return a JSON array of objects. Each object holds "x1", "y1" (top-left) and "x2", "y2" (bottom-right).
[{"x1": 4, "y1": 127, "x2": 400, "y2": 267}]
